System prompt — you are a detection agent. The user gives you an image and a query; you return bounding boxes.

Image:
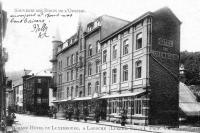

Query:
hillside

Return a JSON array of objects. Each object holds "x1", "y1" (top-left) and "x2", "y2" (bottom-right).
[{"x1": 180, "y1": 51, "x2": 200, "y2": 85}]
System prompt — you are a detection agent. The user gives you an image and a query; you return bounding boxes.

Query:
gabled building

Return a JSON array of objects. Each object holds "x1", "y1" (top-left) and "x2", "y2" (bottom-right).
[
  {"x1": 51, "y1": 7, "x2": 181, "y2": 126},
  {"x1": 51, "y1": 14, "x2": 129, "y2": 117},
  {"x1": 100, "y1": 7, "x2": 181, "y2": 126}
]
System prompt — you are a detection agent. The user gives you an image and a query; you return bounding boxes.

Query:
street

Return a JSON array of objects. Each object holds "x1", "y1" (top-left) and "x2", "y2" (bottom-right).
[{"x1": 10, "y1": 114, "x2": 153, "y2": 133}]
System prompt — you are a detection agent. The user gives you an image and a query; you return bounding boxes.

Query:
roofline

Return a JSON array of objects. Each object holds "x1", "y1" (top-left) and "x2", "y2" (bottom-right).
[
  {"x1": 26, "y1": 75, "x2": 52, "y2": 80},
  {"x1": 101, "y1": 14, "x2": 130, "y2": 23},
  {"x1": 63, "y1": 33, "x2": 78, "y2": 43},
  {"x1": 52, "y1": 40, "x2": 63, "y2": 44},
  {"x1": 100, "y1": 12, "x2": 152, "y2": 43},
  {"x1": 86, "y1": 15, "x2": 130, "y2": 28},
  {"x1": 154, "y1": 6, "x2": 182, "y2": 24},
  {"x1": 13, "y1": 83, "x2": 23, "y2": 88},
  {"x1": 84, "y1": 26, "x2": 101, "y2": 38},
  {"x1": 56, "y1": 40, "x2": 78, "y2": 56},
  {"x1": 86, "y1": 16, "x2": 102, "y2": 27}
]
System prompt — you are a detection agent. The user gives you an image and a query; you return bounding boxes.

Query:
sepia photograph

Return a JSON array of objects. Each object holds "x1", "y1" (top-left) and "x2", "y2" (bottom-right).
[{"x1": 0, "y1": 0, "x2": 200, "y2": 132}]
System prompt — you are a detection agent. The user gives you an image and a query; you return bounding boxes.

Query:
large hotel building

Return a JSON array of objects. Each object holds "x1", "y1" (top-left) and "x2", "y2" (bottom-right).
[{"x1": 51, "y1": 7, "x2": 181, "y2": 126}]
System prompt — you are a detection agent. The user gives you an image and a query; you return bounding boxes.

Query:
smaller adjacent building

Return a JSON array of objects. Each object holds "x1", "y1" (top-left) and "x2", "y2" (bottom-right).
[
  {"x1": 12, "y1": 79, "x2": 23, "y2": 113},
  {"x1": 5, "y1": 80, "x2": 14, "y2": 111},
  {"x1": 23, "y1": 70, "x2": 52, "y2": 115}
]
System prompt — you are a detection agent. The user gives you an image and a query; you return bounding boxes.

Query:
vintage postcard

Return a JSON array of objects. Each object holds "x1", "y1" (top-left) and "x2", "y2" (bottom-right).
[{"x1": 0, "y1": 0, "x2": 200, "y2": 132}]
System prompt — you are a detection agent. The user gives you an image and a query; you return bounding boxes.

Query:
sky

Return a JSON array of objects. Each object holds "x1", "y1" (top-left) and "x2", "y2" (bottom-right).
[{"x1": 2, "y1": 0, "x2": 200, "y2": 72}]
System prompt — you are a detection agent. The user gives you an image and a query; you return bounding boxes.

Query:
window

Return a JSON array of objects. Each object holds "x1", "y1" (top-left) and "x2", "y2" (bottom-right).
[
  {"x1": 88, "y1": 26, "x2": 92, "y2": 32},
  {"x1": 136, "y1": 61, "x2": 142, "y2": 79},
  {"x1": 79, "y1": 91, "x2": 82, "y2": 97},
  {"x1": 37, "y1": 97, "x2": 41, "y2": 104},
  {"x1": 37, "y1": 88, "x2": 42, "y2": 94},
  {"x1": 58, "y1": 74, "x2": 62, "y2": 84},
  {"x1": 76, "y1": 52, "x2": 79, "y2": 63},
  {"x1": 58, "y1": 61, "x2": 61, "y2": 70},
  {"x1": 20, "y1": 90, "x2": 22, "y2": 95},
  {"x1": 42, "y1": 98, "x2": 48, "y2": 103},
  {"x1": 96, "y1": 21, "x2": 101, "y2": 26},
  {"x1": 88, "y1": 83, "x2": 91, "y2": 95},
  {"x1": 88, "y1": 63, "x2": 92, "y2": 76},
  {"x1": 76, "y1": 68, "x2": 78, "y2": 79},
  {"x1": 67, "y1": 71, "x2": 69, "y2": 81},
  {"x1": 16, "y1": 88, "x2": 19, "y2": 94},
  {"x1": 71, "y1": 54, "x2": 74, "y2": 64},
  {"x1": 67, "y1": 87, "x2": 69, "y2": 98},
  {"x1": 135, "y1": 99, "x2": 142, "y2": 115},
  {"x1": 60, "y1": 61, "x2": 62, "y2": 70},
  {"x1": 67, "y1": 57, "x2": 69, "y2": 66},
  {"x1": 112, "y1": 69, "x2": 117, "y2": 84},
  {"x1": 113, "y1": 45, "x2": 117, "y2": 59},
  {"x1": 88, "y1": 45, "x2": 92, "y2": 56},
  {"x1": 80, "y1": 38, "x2": 82, "y2": 50},
  {"x1": 96, "y1": 41, "x2": 100, "y2": 53},
  {"x1": 75, "y1": 86, "x2": 78, "y2": 97},
  {"x1": 95, "y1": 81, "x2": 99, "y2": 93},
  {"x1": 103, "y1": 72, "x2": 107, "y2": 85},
  {"x1": 123, "y1": 65, "x2": 128, "y2": 81},
  {"x1": 71, "y1": 86, "x2": 74, "y2": 98},
  {"x1": 136, "y1": 33, "x2": 142, "y2": 50},
  {"x1": 103, "y1": 50, "x2": 107, "y2": 63},
  {"x1": 96, "y1": 61, "x2": 100, "y2": 73},
  {"x1": 38, "y1": 79, "x2": 41, "y2": 83},
  {"x1": 71, "y1": 70, "x2": 73, "y2": 80},
  {"x1": 123, "y1": 39, "x2": 129, "y2": 55},
  {"x1": 80, "y1": 74, "x2": 83, "y2": 85},
  {"x1": 79, "y1": 56, "x2": 83, "y2": 67}
]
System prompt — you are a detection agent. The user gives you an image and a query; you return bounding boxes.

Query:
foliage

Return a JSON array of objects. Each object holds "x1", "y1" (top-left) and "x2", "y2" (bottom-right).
[
  {"x1": 94, "y1": 105, "x2": 100, "y2": 123},
  {"x1": 75, "y1": 108, "x2": 80, "y2": 121},
  {"x1": 83, "y1": 106, "x2": 89, "y2": 121},
  {"x1": 120, "y1": 108, "x2": 127, "y2": 126},
  {"x1": 180, "y1": 51, "x2": 200, "y2": 85}
]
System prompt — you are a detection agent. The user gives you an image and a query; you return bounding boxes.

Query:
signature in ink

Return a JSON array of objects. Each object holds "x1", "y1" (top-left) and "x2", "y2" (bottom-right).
[{"x1": 31, "y1": 23, "x2": 49, "y2": 38}]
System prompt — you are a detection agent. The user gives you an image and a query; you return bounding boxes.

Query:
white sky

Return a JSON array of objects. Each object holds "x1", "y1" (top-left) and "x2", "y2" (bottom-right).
[{"x1": 2, "y1": 0, "x2": 200, "y2": 72}]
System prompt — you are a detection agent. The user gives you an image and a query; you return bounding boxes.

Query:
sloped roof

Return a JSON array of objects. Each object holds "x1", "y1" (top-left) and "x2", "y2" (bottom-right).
[
  {"x1": 27, "y1": 69, "x2": 52, "y2": 77},
  {"x1": 12, "y1": 78, "x2": 23, "y2": 87},
  {"x1": 179, "y1": 82, "x2": 200, "y2": 116}
]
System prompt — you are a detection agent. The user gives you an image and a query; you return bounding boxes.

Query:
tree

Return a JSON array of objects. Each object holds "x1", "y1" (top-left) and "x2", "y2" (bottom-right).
[{"x1": 180, "y1": 51, "x2": 200, "y2": 85}]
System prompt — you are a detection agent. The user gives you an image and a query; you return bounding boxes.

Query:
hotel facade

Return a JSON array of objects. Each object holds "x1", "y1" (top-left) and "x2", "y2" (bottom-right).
[{"x1": 51, "y1": 7, "x2": 181, "y2": 126}]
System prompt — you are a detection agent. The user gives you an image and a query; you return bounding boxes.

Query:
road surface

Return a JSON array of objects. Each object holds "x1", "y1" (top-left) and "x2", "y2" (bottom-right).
[{"x1": 11, "y1": 114, "x2": 154, "y2": 133}]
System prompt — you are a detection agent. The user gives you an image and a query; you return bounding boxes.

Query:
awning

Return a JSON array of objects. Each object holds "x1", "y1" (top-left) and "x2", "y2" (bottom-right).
[
  {"x1": 73, "y1": 96, "x2": 92, "y2": 101},
  {"x1": 100, "y1": 90, "x2": 146, "y2": 99},
  {"x1": 179, "y1": 82, "x2": 200, "y2": 116},
  {"x1": 52, "y1": 100, "x2": 59, "y2": 103},
  {"x1": 51, "y1": 99, "x2": 71, "y2": 103}
]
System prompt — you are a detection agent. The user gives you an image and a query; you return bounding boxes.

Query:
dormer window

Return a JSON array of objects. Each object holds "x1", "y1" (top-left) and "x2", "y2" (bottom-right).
[
  {"x1": 96, "y1": 20, "x2": 101, "y2": 27},
  {"x1": 69, "y1": 39, "x2": 72, "y2": 45},
  {"x1": 88, "y1": 26, "x2": 92, "y2": 32}
]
